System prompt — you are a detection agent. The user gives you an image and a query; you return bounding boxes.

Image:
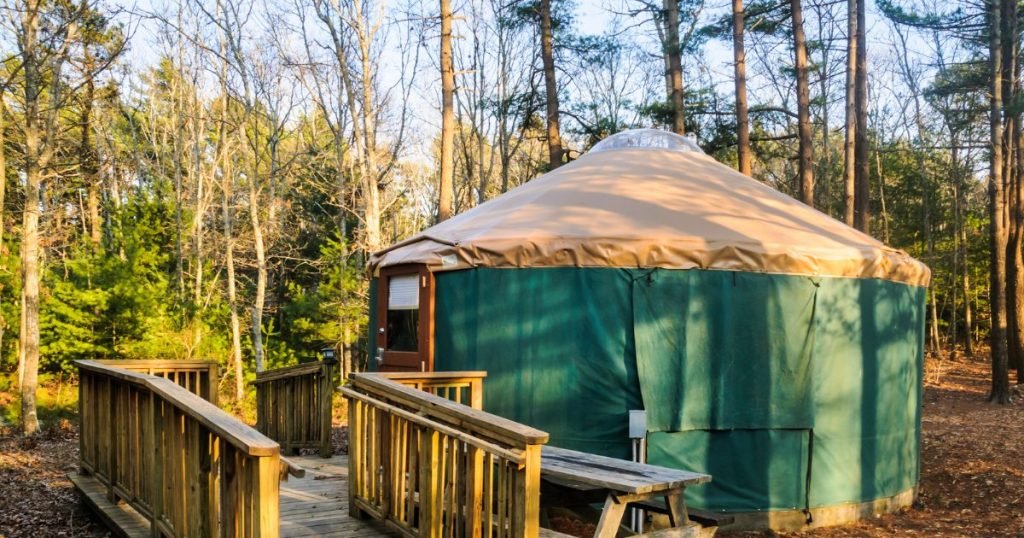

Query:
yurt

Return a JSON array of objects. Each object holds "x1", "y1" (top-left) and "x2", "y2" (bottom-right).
[{"x1": 367, "y1": 129, "x2": 929, "y2": 529}]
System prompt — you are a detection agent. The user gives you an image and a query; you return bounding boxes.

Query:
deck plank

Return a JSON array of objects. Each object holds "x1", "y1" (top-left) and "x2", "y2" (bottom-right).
[{"x1": 280, "y1": 455, "x2": 395, "y2": 538}]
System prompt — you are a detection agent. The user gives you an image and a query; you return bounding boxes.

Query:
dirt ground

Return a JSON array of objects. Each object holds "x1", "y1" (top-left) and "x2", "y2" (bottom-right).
[{"x1": 0, "y1": 358, "x2": 1022, "y2": 537}]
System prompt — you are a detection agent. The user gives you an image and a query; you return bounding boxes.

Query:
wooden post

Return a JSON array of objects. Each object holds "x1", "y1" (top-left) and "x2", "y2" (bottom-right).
[
  {"x1": 469, "y1": 378, "x2": 483, "y2": 410},
  {"x1": 150, "y1": 393, "x2": 164, "y2": 538},
  {"x1": 207, "y1": 363, "x2": 219, "y2": 405},
  {"x1": 252, "y1": 455, "x2": 281, "y2": 538},
  {"x1": 520, "y1": 444, "x2": 542, "y2": 538},
  {"x1": 320, "y1": 360, "x2": 335, "y2": 458},
  {"x1": 419, "y1": 428, "x2": 441, "y2": 538},
  {"x1": 465, "y1": 445, "x2": 484, "y2": 537},
  {"x1": 348, "y1": 398, "x2": 364, "y2": 519},
  {"x1": 107, "y1": 380, "x2": 118, "y2": 502}
]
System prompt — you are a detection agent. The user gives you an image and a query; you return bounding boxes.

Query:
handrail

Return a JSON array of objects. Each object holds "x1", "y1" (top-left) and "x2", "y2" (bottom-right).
[
  {"x1": 253, "y1": 360, "x2": 337, "y2": 457},
  {"x1": 356, "y1": 373, "x2": 546, "y2": 445},
  {"x1": 76, "y1": 360, "x2": 281, "y2": 537},
  {"x1": 344, "y1": 372, "x2": 548, "y2": 538},
  {"x1": 93, "y1": 358, "x2": 220, "y2": 404},
  {"x1": 378, "y1": 371, "x2": 486, "y2": 409}
]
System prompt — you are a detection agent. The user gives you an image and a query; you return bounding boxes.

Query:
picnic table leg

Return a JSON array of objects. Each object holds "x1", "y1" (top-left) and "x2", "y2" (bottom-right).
[
  {"x1": 665, "y1": 491, "x2": 690, "y2": 528},
  {"x1": 594, "y1": 494, "x2": 629, "y2": 538}
]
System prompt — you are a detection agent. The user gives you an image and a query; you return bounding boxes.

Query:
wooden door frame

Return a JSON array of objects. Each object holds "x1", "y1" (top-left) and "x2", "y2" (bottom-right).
[{"x1": 376, "y1": 264, "x2": 435, "y2": 372}]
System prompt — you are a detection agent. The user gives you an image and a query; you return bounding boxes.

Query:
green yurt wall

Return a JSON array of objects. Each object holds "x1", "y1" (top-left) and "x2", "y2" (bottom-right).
[{"x1": 409, "y1": 267, "x2": 926, "y2": 513}]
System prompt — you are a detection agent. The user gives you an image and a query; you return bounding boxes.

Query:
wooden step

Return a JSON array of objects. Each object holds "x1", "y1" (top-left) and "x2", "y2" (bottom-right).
[{"x1": 69, "y1": 472, "x2": 149, "y2": 538}]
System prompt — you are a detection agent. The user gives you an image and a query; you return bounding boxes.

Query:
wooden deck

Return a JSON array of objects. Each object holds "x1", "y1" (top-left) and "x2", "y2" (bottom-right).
[
  {"x1": 280, "y1": 455, "x2": 393, "y2": 537},
  {"x1": 72, "y1": 454, "x2": 394, "y2": 538}
]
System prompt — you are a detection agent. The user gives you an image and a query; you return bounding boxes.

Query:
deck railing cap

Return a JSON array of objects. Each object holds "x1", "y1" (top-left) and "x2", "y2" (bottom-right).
[
  {"x1": 75, "y1": 359, "x2": 279, "y2": 457},
  {"x1": 346, "y1": 372, "x2": 549, "y2": 446}
]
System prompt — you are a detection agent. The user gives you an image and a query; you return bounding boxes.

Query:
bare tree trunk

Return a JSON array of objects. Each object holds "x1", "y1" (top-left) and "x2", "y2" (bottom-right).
[
  {"x1": 733, "y1": 0, "x2": 751, "y2": 175},
  {"x1": 249, "y1": 174, "x2": 266, "y2": 372},
  {"x1": 843, "y1": 0, "x2": 856, "y2": 226},
  {"x1": 21, "y1": 118, "x2": 41, "y2": 434},
  {"x1": 192, "y1": 95, "x2": 205, "y2": 355},
  {"x1": 0, "y1": 95, "x2": 5, "y2": 250},
  {"x1": 853, "y1": 0, "x2": 869, "y2": 232},
  {"x1": 989, "y1": 0, "x2": 1011, "y2": 403},
  {"x1": 664, "y1": 0, "x2": 685, "y2": 135},
  {"x1": 173, "y1": 7, "x2": 186, "y2": 302},
  {"x1": 356, "y1": 8, "x2": 383, "y2": 252},
  {"x1": 225, "y1": 164, "x2": 244, "y2": 397},
  {"x1": 791, "y1": 0, "x2": 814, "y2": 207},
  {"x1": 539, "y1": 0, "x2": 562, "y2": 170},
  {"x1": 438, "y1": 0, "x2": 455, "y2": 222},
  {"x1": 17, "y1": 0, "x2": 72, "y2": 435},
  {"x1": 0, "y1": 95, "x2": 6, "y2": 372},
  {"x1": 81, "y1": 67, "x2": 101, "y2": 247}
]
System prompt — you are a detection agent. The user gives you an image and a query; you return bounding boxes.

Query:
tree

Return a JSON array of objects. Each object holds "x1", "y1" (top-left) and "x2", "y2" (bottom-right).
[
  {"x1": 539, "y1": 0, "x2": 563, "y2": 169},
  {"x1": 790, "y1": 0, "x2": 814, "y2": 207},
  {"x1": 988, "y1": 0, "x2": 1010, "y2": 403},
  {"x1": 663, "y1": 0, "x2": 685, "y2": 134},
  {"x1": 853, "y1": 0, "x2": 869, "y2": 232},
  {"x1": 6, "y1": 0, "x2": 84, "y2": 435},
  {"x1": 732, "y1": 0, "x2": 751, "y2": 175},
  {"x1": 439, "y1": 0, "x2": 455, "y2": 221},
  {"x1": 843, "y1": 0, "x2": 856, "y2": 226}
]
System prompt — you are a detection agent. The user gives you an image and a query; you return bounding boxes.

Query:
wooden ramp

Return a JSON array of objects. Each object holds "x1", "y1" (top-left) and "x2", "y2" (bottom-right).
[
  {"x1": 280, "y1": 455, "x2": 394, "y2": 538},
  {"x1": 72, "y1": 455, "x2": 393, "y2": 538}
]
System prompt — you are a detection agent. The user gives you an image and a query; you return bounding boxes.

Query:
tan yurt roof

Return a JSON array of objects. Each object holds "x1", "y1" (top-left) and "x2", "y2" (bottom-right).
[{"x1": 371, "y1": 130, "x2": 930, "y2": 286}]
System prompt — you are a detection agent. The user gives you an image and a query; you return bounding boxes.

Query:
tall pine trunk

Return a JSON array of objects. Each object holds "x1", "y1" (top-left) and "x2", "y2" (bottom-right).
[
  {"x1": 988, "y1": 0, "x2": 1011, "y2": 403},
  {"x1": 438, "y1": 0, "x2": 455, "y2": 222},
  {"x1": 843, "y1": 0, "x2": 857, "y2": 226},
  {"x1": 853, "y1": 0, "x2": 869, "y2": 232},
  {"x1": 0, "y1": 95, "x2": 6, "y2": 372},
  {"x1": 664, "y1": 0, "x2": 685, "y2": 135},
  {"x1": 791, "y1": 0, "x2": 814, "y2": 207},
  {"x1": 733, "y1": 0, "x2": 751, "y2": 175},
  {"x1": 539, "y1": 0, "x2": 562, "y2": 170}
]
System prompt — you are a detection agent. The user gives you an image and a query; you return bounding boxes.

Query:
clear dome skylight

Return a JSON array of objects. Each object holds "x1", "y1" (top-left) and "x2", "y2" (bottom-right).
[{"x1": 589, "y1": 128, "x2": 704, "y2": 154}]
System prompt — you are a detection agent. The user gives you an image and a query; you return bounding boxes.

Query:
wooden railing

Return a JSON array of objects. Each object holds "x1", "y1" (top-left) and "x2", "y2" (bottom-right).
[
  {"x1": 253, "y1": 360, "x2": 337, "y2": 457},
  {"x1": 95, "y1": 359, "x2": 220, "y2": 404},
  {"x1": 76, "y1": 360, "x2": 281, "y2": 537},
  {"x1": 341, "y1": 372, "x2": 549, "y2": 538},
  {"x1": 381, "y1": 371, "x2": 486, "y2": 409}
]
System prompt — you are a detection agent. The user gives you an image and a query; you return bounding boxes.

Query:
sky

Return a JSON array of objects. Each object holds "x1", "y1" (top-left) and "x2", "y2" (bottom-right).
[{"x1": 115, "y1": 0, "x2": 946, "y2": 161}]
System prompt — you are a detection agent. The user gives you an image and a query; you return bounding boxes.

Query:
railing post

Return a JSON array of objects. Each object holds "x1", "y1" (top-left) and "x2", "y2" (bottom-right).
[
  {"x1": 150, "y1": 392, "x2": 164, "y2": 538},
  {"x1": 79, "y1": 372, "x2": 90, "y2": 475},
  {"x1": 348, "y1": 396, "x2": 364, "y2": 520},
  {"x1": 107, "y1": 379, "x2": 117, "y2": 503},
  {"x1": 320, "y1": 360, "x2": 336, "y2": 458},
  {"x1": 419, "y1": 427, "x2": 441, "y2": 538},
  {"x1": 252, "y1": 455, "x2": 281, "y2": 538},
  {"x1": 470, "y1": 378, "x2": 483, "y2": 410},
  {"x1": 516, "y1": 444, "x2": 542, "y2": 538},
  {"x1": 207, "y1": 363, "x2": 219, "y2": 406}
]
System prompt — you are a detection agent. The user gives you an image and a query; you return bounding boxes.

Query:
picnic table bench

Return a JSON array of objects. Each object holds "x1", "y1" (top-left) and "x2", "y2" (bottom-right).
[{"x1": 539, "y1": 446, "x2": 713, "y2": 538}]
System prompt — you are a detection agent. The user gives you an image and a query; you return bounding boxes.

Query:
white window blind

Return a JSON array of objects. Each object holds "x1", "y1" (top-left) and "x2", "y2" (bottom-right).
[{"x1": 388, "y1": 275, "x2": 420, "y2": 310}]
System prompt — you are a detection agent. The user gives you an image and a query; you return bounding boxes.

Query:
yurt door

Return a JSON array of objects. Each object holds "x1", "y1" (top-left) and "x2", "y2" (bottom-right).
[{"x1": 376, "y1": 265, "x2": 435, "y2": 372}]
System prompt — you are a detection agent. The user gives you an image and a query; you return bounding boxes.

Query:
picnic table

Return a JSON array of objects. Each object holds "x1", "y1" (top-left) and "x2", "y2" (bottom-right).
[{"x1": 540, "y1": 446, "x2": 712, "y2": 538}]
